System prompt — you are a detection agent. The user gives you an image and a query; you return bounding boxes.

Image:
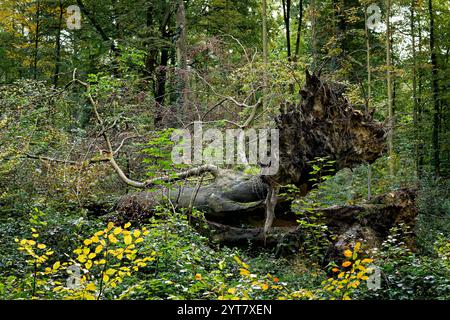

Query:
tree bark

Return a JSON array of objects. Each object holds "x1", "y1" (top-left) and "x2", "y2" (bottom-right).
[
  {"x1": 386, "y1": 0, "x2": 394, "y2": 176},
  {"x1": 53, "y1": 0, "x2": 64, "y2": 86},
  {"x1": 294, "y1": 0, "x2": 303, "y2": 59},
  {"x1": 429, "y1": 0, "x2": 440, "y2": 177}
]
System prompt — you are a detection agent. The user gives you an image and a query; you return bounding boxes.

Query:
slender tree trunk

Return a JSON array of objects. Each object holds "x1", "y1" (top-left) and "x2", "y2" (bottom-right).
[
  {"x1": 365, "y1": 4, "x2": 372, "y2": 200},
  {"x1": 417, "y1": 5, "x2": 424, "y2": 173},
  {"x1": 33, "y1": 0, "x2": 41, "y2": 80},
  {"x1": 428, "y1": 0, "x2": 440, "y2": 177},
  {"x1": 262, "y1": 0, "x2": 268, "y2": 109},
  {"x1": 176, "y1": 0, "x2": 189, "y2": 119},
  {"x1": 310, "y1": 0, "x2": 318, "y2": 69},
  {"x1": 294, "y1": 0, "x2": 303, "y2": 59},
  {"x1": 282, "y1": 0, "x2": 292, "y2": 59},
  {"x1": 410, "y1": 0, "x2": 420, "y2": 178},
  {"x1": 53, "y1": 0, "x2": 64, "y2": 86},
  {"x1": 155, "y1": 48, "x2": 169, "y2": 126},
  {"x1": 386, "y1": 0, "x2": 394, "y2": 176},
  {"x1": 154, "y1": 4, "x2": 173, "y2": 127}
]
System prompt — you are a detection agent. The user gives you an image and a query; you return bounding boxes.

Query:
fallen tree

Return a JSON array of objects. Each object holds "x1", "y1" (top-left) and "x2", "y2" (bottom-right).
[{"x1": 114, "y1": 71, "x2": 412, "y2": 253}]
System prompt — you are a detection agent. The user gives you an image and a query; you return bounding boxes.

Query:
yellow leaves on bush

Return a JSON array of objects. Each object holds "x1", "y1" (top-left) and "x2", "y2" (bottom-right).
[
  {"x1": 344, "y1": 250, "x2": 352, "y2": 258},
  {"x1": 342, "y1": 261, "x2": 352, "y2": 267},
  {"x1": 195, "y1": 273, "x2": 202, "y2": 281},
  {"x1": 354, "y1": 242, "x2": 361, "y2": 252},
  {"x1": 361, "y1": 258, "x2": 373, "y2": 264},
  {"x1": 16, "y1": 220, "x2": 152, "y2": 300}
]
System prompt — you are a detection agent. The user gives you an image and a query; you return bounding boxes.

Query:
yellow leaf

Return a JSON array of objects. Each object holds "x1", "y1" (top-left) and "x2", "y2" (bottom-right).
[
  {"x1": 338, "y1": 272, "x2": 345, "y2": 278},
  {"x1": 344, "y1": 250, "x2": 352, "y2": 258},
  {"x1": 262, "y1": 283, "x2": 269, "y2": 290},
  {"x1": 124, "y1": 222, "x2": 131, "y2": 229},
  {"x1": 107, "y1": 222, "x2": 114, "y2": 230},
  {"x1": 106, "y1": 268, "x2": 116, "y2": 275},
  {"x1": 354, "y1": 242, "x2": 361, "y2": 252},
  {"x1": 84, "y1": 239, "x2": 92, "y2": 246},
  {"x1": 195, "y1": 273, "x2": 202, "y2": 280},
  {"x1": 239, "y1": 268, "x2": 250, "y2": 276},
  {"x1": 88, "y1": 253, "x2": 96, "y2": 259},
  {"x1": 102, "y1": 274, "x2": 110, "y2": 282},
  {"x1": 133, "y1": 230, "x2": 141, "y2": 237},
  {"x1": 91, "y1": 236, "x2": 99, "y2": 243},
  {"x1": 108, "y1": 234, "x2": 118, "y2": 244},
  {"x1": 227, "y1": 288, "x2": 236, "y2": 294},
  {"x1": 113, "y1": 227, "x2": 122, "y2": 235},
  {"x1": 124, "y1": 235, "x2": 132, "y2": 245},
  {"x1": 85, "y1": 260, "x2": 93, "y2": 270},
  {"x1": 94, "y1": 230, "x2": 104, "y2": 237},
  {"x1": 37, "y1": 243, "x2": 46, "y2": 249},
  {"x1": 86, "y1": 283, "x2": 97, "y2": 291},
  {"x1": 32, "y1": 234, "x2": 39, "y2": 238},
  {"x1": 135, "y1": 237, "x2": 144, "y2": 243},
  {"x1": 342, "y1": 261, "x2": 352, "y2": 267},
  {"x1": 78, "y1": 255, "x2": 87, "y2": 263},
  {"x1": 361, "y1": 258, "x2": 373, "y2": 264},
  {"x1": 53, "y1": 261, "x2": 61, "y2": 270},
  {"x1": 95, "y1": 245, "x2": 103, "y2": 253}
]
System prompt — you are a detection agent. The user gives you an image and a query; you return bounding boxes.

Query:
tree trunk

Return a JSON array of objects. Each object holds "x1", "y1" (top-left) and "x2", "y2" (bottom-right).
[
  {"x1": 310, "y1": 0, "x2": 318, "y2": 69},
  {"x1": 282, "y1": 0, "x2": 292, "y2": 59},
  {"x1": 262, "y1": 0, "x2": 269, "y2": 109},
  {"x1": 294, "y1": 0, "x2": 303, "y2": 59},
  {"x1": 33, "y1": 0, "x2": 41, "y2": 80},
  {"x1": 53, "y1": 0, "x2": 63, "y2": 86},
  {"x1": 176, "y1": 0, "x2": 189, "y2": 118},
  {"x1": 429, "y1": 0, "x2": 440, "y2": 177},
  {"x1": 386, "y1": 0, "x2": 394, "y2": 176}
]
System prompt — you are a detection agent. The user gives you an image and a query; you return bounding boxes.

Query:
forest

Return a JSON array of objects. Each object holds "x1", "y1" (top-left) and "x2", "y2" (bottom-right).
[{"x1": 0, "y1": 0, "x2": 449, "y2": 301}]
